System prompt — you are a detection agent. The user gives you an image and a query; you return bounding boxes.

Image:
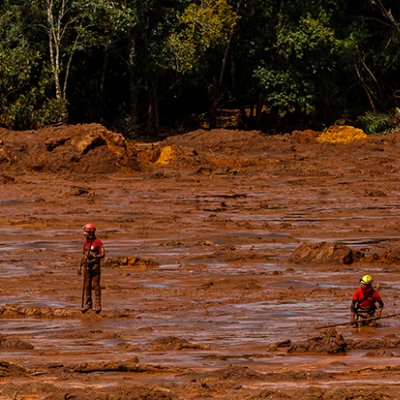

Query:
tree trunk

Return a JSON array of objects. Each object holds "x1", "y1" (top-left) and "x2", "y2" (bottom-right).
[
  {"x1": 46, "y1": 0, "x2": 62, "y2": 100},
  {"x1": 209, "y1": 93, "x2": 218, "y2": 129},
  {"x1": 99, "y1": 51, "x2": 109, "y2": 123},
  {"x1": 255, "y1": 91, "x2": 264, "y2": 129},
  {"x1": 374, "y1": 0, "x2": 400, "y2": 37},
  {"x1": 147, "y1": 82, "x2": 159, "y2": 137},
  {"x1": 208, "y1": 0, "x2": 242, "y2": 130},
  {"x1": 239, "y1": 97, "x2": 249, "y2": 129},
  {"x1": 128, "y1": 34, "x2": 138, "y2": 131},
  {"x1": 354, "y1": 62, "x2": 378, "y2": 113}
]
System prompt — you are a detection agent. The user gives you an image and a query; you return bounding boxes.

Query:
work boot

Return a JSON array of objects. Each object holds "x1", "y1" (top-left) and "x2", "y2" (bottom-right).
[
  {"x1": 81, "y1": 304, "x2": 91, "y2": 314},
  {"x1": 95, "y1": 306, "x2": 102, "y2": 314}
]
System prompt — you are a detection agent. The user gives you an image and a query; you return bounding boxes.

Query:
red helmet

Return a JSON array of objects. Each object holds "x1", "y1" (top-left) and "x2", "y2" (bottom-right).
[{"x1": 83, "y1": 223, "x2": 96, "y2": 232}]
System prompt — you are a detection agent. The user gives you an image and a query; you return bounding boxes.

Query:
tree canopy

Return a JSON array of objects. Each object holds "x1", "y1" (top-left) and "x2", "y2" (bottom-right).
[{"x1": 0, "y1": 0, "x2": 399, "y2": 135}]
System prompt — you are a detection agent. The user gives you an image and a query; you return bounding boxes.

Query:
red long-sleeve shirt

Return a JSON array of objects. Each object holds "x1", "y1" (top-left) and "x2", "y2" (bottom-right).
[
  {"x1": 352, "y1": 286, "x2": 383, "y2": 311},
  {"x1": 83, "y1": 237, "x2": 105, "y2": 264}
]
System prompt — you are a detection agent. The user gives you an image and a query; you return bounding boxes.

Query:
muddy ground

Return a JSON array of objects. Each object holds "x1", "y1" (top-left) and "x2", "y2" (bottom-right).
[{"x1": 1, "y1": 123, "x2": 400, "y2": 399}]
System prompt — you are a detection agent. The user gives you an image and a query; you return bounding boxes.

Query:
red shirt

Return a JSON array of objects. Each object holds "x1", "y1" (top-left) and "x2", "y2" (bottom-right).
[
  {"x1": 352, "y1": 286, "x2": 383, "y2": 310},
  {"x1": 83, "y1": 238, "x2": 105, "y2": 259}
]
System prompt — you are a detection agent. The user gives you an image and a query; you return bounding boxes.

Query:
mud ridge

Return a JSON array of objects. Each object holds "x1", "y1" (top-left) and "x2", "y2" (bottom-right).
[{"x1": 0, "y1": 305, "x2": 135, "y2": 319}]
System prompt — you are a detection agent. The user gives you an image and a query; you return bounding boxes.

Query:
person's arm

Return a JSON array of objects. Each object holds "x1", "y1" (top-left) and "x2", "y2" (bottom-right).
[
  {"x1": 78, "y1": 249, "x2": 87, "y2": 275},
  {"x1": 375, "y1": 298, "x2": 384, "y2": 318},
  {"x1": 350, "y1": 299, "x2": 358, "y2": 324},
  {"x1": 78, "y1": 241, "x2": 93, "y2": 273},
  {"x1": 89, "y1": 240, "x2": 105, "y2": 261}
]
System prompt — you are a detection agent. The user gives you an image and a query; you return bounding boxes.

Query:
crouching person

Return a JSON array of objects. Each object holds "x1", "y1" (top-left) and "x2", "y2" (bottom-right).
[{"x1": 351, "y1": 274, "x2": 384, "y2": 328}]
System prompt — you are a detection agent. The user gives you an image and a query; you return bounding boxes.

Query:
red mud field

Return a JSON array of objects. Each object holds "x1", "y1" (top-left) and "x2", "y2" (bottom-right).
[{"x1": 1, "y1": 123, "x2": 400, "y2": 399}]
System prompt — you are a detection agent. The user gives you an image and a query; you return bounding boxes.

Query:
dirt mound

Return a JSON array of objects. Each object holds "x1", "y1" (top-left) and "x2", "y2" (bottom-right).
[
  {"x1": 70, "y1": 359, "x2": 140, "y2": 373},
  {"x1": 0, "y1": 304, "x2": 132, "y2": 319},
  {"x1": 346, "y1": 334, "x2": 400, "y2": 350},
  {"x1": 316, "y1": 125, "x2": 368, "y2": 144},
  {"x1": 0, "y1": 333, "x2": 33, "y2": 350},
  {"x1": 50, "y1": 329, "x2": 122, "y2": 340},
  {"x1": 104, "y1": 255, "x2": 160, "y2": 269},
  {"x1": 0, "y1": 123, "x2": 140, "y2": 174},
  {"x1": 364, "y1": 349, "x2": 396, "y2": 357},
  {"x1": 292, "y1": 125, "x2": 368, "y2": 145},
  {"x1": 42, "y1": 387, "x2": 178, "y2": 400},
  {"x1": 367, "y1": 245, "x2": 400, "y2": 264},
  {"x1": 0, "y1": 361, "x2": 28, "y2": 377},
  {"x1": 287, "y1": 328, "x2": 347, "y2": 354},
  {"x1": 147, "y1": 336, "x2": 210, "y2": 351},
  {"x1": 217, "y1": 365, "x2": 264, "y2": 380},
  {"x1": 162, "y1": 129, "x2": 271, "y2": 153},
  {"x1": 157, "y1": 128, "x2": 292, "y2": 172},
  {"x1": 288, "y1": 241, "x2": 361, "y2": 265},
  {"x1": 0, "y1": 124, "x2": 390, "y2": 177},
  {"x1": 0, "y1": 125, "x2": 293, "y2": 175},
  {"x1": 253, "y1": 387, "x2": 395, "y2": 400}
]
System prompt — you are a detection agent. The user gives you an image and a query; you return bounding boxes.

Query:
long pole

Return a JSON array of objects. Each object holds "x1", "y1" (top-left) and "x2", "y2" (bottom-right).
[
  {"x1": 81, "y1": 263, "x2": 86, "y2": 309},
  {"x1": 314, "y1": 312, "x2": 400, "y2": 330}
]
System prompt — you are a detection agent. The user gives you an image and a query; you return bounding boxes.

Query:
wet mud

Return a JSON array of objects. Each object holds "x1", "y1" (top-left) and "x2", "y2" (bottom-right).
[{"x1": 1, "y1": 126, "x2": 400, "y2": 398}]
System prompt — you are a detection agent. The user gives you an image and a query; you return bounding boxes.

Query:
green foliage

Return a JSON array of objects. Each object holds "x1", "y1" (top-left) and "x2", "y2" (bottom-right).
[
  {"x1": 275, "y1": 12, "x2": 338, "y2": 66},
  {"x1": 1, "y1": 0, "x2": 400, "y2": 132},
  {"x1": 253, "y1": 11, "x2": 341, "y2": 120},
  {"x1": 5, "y1": 94, "x2": 67, "y2": 130},
  {"x1": 0, "y1": 6, "x2": 67, "y2": 129},
  {"x1": 356, "y1": 111, "x2": 398, "y2": 134},
  {"x1": 253, "y1": 68, "x2": 315, "y2": 116},
  {"x1": 169, "y1": 0, "x2": 239, "y2": 74}
]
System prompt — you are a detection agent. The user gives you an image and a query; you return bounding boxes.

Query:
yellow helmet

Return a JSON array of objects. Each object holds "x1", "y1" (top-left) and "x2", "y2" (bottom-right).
[{"x1": 360, "y1": 274, "x2": 373, "y2": 285}]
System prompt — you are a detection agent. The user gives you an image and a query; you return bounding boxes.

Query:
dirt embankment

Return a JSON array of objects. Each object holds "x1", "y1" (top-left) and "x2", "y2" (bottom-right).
[{"x1": 0, "y1": 123, "x2": 140, "y2": 174}]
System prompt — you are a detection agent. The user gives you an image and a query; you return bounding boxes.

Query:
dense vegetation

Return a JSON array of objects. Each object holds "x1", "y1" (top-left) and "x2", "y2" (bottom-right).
[{"x1": 1, "y1": 0, "x2": 399, "y2": 136}]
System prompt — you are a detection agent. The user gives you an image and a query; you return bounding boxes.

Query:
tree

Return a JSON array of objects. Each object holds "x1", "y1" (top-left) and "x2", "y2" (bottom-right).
[
  {"x1": 231, "y1": 0, "x2": 346, "y2": 130},
  {"x1": 0, "y1": 2, "x2": 67, "y2": 129},
  {"x1": 94, "y1": 0, "x2": 189, "y2": 137},
  {"x1": 169, "y1": 0, "x2": 239, "y2": 128},
  {"x1": 1, "y1": 0, "x2": 399, "y2": 133},
  {"x1": 338, "y1": 0, "x2": 400, "y2": 116}
]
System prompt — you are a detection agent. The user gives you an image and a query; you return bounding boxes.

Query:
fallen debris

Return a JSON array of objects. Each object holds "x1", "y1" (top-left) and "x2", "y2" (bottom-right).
[
  {"x1": 0, "y1": 361, "x2": 28, "y2": 377},
  {"x1": 287, "y1": 329, "x2": 347, "y2": 354},
  {"x1": 288, "y1": 241, "x2": 362, "y2": 265},
  {"x1": 316, "y1": 125, "x2": 368, "y2": 144},
  {"x1": 0, "y1": 333, "x2": 34, "y2": 350},
  {"x1": 104, "y1": 256, "x2": 160, "y2": 269},
  {"x1": 147, "y1": 336, "x2": 210, "y2": 351}
]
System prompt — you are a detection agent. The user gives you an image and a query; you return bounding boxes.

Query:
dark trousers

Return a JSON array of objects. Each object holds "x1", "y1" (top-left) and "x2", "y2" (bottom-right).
[
  {"x1": 82, "y1": 263, "x2": 101, "y2": 310},
  {"x1": 356, "y1": 308, "x2": 376, "y2": 326}
]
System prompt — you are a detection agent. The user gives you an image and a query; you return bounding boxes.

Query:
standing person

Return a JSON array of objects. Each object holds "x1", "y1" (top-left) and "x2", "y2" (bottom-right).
[
  {"x1": 351, "y1": 274, "x2": 384, "y2": 327},
  {"x1": 78, "y1": 223, "x2": 105, "y2": 314}
]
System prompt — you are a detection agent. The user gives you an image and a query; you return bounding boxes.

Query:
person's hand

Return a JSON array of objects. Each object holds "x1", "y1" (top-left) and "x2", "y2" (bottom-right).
[
  {"x1": 350, "y1": 313, "x2": 356, "y2": 325},
  {"x1": 77, "y1": 267, "x2": 82, "y2": 276},
  {"x1": 376, "y1": 309, "x2": 382, "y2": 319}
]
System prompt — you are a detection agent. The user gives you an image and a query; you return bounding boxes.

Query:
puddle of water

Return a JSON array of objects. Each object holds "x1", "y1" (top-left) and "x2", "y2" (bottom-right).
[
  {"x1": 298, "y1": 236, "x2": 400, "y2": 246},
  {"x1": 159, "y1": 263, "x2": 181, "y2": 270},
  {"x1": 237, "y1": 242, "x2": 295, "y2": 251},
  {"x1": 0, "y1": 319, "x2": 83, "y2": 336},
  {"x1": 0, "y1": 200, "x2": 25, "y2": 206},
  {"x1": 243, "y1": 379, "x2": 400, "y2": 391},
  {"x1": 142, "y1": 283, "x2": 172, "y2": 289},
  {"x1": 0, "y1": 240, "x2": 80, "y2": 253}
]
